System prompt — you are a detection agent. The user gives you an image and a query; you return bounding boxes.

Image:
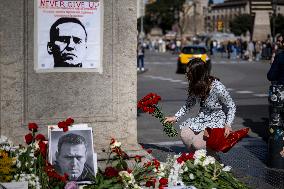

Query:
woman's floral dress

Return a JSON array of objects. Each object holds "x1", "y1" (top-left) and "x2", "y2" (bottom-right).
[{"x1": 175, "y1": 80, "x2": 236, "y2": 132}]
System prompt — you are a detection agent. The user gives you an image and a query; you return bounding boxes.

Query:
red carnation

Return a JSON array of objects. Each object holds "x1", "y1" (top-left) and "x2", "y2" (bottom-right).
[
  {"x1": 38, "y1": 141, "x2": 47, "y2": 158},
  {"x1": 177, "y1": 156, "x2": 184, "y2": 164},
  {"x1": 35, "y1": 134, "x2": 46, "y2": 141},
  {"x1": 185, "y1": 152, "x2": 194, "y2": 160},
  {"x1": 104, "y1": 167, "x2": 119, "y2": 178},
  {"x1": 28, "y1": 122, "x2": 38, "y2": 132},
  {"x1": 65, "y1": 117, "x2": 74, "y2": 126},
  {"x1": 147, "y1": 149, "x2": 152, "y2": 154},
  {"x1": 159, "y1": 178, "x2": 168, "y2": 186},
  {"x1": 63, "y1": 126, "x2": 69, "y2": 132},
  {"x1": 110, "y1": 138, "x2": 115, "y2": 145},
  {"x1": 25, "y1": 133, "x2": 33, "y2": 145},
  {"x1": 58, "y1": 121, "x2": 67, "y2": 128},
  {"x1": 146, "y1": 179, "x2": 156, "y2": 187}
]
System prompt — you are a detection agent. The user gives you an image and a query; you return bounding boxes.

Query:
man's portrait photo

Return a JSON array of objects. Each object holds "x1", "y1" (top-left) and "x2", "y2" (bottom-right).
[
  {"x1": 48, "y1": 126, "x2": 96, "y2": 182},
  {"x1": 35, "y1": 0, "x2": 102, "y2": 72},
  {"x1": 47, "y1": 17, "x2": 87, "y2": 68}
]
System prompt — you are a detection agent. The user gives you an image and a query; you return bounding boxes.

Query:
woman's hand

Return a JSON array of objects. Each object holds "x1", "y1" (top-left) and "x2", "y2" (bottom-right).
[
  {"x1": 224, "y1": 124, "x2": 232, "y2": 138},
  {"x1": 164, "y1": 116, "x2": 177, "y2": 124}
]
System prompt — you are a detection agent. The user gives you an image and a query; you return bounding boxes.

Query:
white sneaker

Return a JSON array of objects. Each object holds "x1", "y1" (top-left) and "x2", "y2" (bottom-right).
[
  {"x1": 137, "y1": 68, "x2": 140, "y2": 71},
  {"x1": 141, "y1": 68, "x2": 145, "y2": 71}
]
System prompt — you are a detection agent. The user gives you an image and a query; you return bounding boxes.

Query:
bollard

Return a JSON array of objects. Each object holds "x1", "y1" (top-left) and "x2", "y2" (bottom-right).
[{"x1": 267, "y1": 84, "x2": 284, "y2": 169}]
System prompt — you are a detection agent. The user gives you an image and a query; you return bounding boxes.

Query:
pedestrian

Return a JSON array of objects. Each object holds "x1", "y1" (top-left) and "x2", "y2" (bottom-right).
[
  {"x1": 248, "y1": 40, "x2": 254, "y2": 62},
  {"x1": 255, "y1": 41, "x2": 262, "y2": 61},
  {"x1": 268, "y1": 39, "x2": 284, "y2": 81},
  {"x1": 227, "y1": 41, "x2": 232, "y2": 59},
  {"x1": 164, "y1": 58, "x2": 236, "y2": 151},
  {"x1": 137, "y1": 43, "x2": 145, "y2": 71},
  {"x1": 267, "y1": 38, "x2": 284, "y2": 164},
  {"x1": 271, "y1": 34, "x2": 283, "y2": 64}
]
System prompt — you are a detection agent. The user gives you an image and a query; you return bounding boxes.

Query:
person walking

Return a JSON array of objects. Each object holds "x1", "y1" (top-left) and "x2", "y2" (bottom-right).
[
  {"x1": 164, "y1": 58, "x2": 236, "y2": 151},
  {"x1": 248, "y1": 40, "x2": 255, "y2": 62},
  {"x1": 137, "y1": 43, "x2": 145, "y2": 71}
]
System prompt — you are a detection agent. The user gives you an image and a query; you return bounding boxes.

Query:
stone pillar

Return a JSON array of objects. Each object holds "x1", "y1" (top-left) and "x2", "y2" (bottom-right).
[
  {"x1": 0, "y1": 0, "x2": 143, "y2": 162},
  {"x1": 252, "y1": 11, "x2": 271, "y2": 41}
]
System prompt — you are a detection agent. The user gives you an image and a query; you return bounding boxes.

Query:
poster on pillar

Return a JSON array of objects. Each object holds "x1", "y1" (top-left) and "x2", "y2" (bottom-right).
[{"x1": 34, "y1": 0, "x2": 103, "y2": 73}]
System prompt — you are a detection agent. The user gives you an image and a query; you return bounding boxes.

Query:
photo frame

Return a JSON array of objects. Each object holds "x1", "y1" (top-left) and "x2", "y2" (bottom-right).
[
  {"x1": 34, "y1": 0, "x2": 103, "y2": 73},
  {"x1": 48, "y1": 124, "x2": 97, "y2": 183}
]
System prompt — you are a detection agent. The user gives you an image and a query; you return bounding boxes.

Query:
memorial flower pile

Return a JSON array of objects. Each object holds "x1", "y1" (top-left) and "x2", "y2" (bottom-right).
[
  {"x1": 0, "y1": 119, "x2": 248, "y2": 189},
  {"x1": 0, "y1": 118, "x2": 74, "y2": 189},
  {"x1": 165, "y1": 150, "x2": 249, "y2": 189},
  {"x1": 138, "y1": 93, "x2": 178, "y2": 137},
  {"x1": 85, "y1": 138, "x2": 167, "y2": 189}
]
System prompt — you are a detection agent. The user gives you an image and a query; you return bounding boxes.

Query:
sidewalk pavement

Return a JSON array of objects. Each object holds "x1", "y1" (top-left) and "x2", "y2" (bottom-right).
[{"x1": 140, "y1": 120, "x2": 284, "y2": 189}]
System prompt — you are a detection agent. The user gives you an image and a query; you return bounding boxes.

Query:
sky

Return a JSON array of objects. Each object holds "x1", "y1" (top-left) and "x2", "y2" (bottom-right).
[{"x1": 214, "y1": 0, "x2": 224, "y2": 3}]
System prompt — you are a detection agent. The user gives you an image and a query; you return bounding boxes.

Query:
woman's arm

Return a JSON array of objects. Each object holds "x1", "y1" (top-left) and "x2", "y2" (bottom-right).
[
  {"x1": 174, "y1": 96, "x2": 197, "y2": 122},
  {"x1": 217, "y1": 82, "x2": 236, "y2": 127}
]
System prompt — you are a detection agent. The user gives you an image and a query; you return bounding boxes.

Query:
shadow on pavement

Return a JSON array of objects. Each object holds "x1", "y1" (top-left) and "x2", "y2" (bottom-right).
[{"x1": 236, "y1": 104, "x2": 270, "y2": 142}]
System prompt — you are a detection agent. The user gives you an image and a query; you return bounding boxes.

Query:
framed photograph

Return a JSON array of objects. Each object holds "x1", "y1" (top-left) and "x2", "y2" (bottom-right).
[
  {"x1": 34, "y1": 0, "x2": 103, "y2": 73},
  {"x1": 48, "y1": 124, "x2": 96, "y2": 183}
]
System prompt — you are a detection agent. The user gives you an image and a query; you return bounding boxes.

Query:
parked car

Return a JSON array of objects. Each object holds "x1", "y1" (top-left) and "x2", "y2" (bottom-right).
[{"x1": 176, "y1": 45, "x2": 211, "y2": 73}]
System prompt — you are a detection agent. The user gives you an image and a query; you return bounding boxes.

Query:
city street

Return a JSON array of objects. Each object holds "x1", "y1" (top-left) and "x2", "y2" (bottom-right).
[
  {"x1": 138, "y1": 51, "x2": 271, "y2": 143},
  {"x1": 137, "y1": 51, "x2": 284, "y2": 188}
]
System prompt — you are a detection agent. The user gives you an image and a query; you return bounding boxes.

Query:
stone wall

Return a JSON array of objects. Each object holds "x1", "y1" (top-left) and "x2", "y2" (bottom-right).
[{"x1": 0, "y1": 0, "x2": 141, "y2": 160}]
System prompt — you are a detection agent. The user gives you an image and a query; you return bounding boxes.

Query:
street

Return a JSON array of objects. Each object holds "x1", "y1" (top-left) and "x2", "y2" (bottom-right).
[
  {"x1": 137, "y1": 51, "x2": 284, "y2": 189},
  {"x1": 138, "y1": 51, "x2": 271, "y2": 143}
]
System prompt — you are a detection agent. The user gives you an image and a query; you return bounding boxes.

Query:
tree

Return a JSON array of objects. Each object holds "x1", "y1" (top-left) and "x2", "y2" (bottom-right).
[
  {"x1": 271, "y1": 14, "x2": 284, "y2": 36},
  {"x1": 229, "y1": 14, "x2": 254, "y2": 36},
  {"x1": 139, "y1": 0, "x2": 185, "y2": 34},
  {"x1": 208, "y1": 0, "x2": 214, "y2": 6}
]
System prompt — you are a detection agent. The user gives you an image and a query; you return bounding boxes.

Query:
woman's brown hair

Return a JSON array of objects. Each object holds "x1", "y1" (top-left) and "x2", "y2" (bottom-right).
[{"x1": 186, "y1": 58, "x2": 218, "y2": 99}]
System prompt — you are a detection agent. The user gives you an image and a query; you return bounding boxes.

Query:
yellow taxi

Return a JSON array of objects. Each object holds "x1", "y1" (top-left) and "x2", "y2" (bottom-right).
[{"x1": 176, "y1": 45, "x2": 211, "y2": 73}]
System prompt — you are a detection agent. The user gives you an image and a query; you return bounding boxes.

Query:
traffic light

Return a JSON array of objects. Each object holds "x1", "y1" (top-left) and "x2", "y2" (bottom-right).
[{"x1": 217, "y1": 21, "x2": 223, "y2": 32}]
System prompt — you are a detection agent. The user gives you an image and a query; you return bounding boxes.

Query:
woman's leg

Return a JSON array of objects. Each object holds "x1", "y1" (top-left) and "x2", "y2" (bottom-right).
[
  {"x1": 192, "y1": 131, "x2": 206, "y2": 150},
  {"x1": 180, "y1": 127, "x2": 195, "y2": 151},
  {"x1": 181, "y1": 127, "x2": 206, "y2": 151}
]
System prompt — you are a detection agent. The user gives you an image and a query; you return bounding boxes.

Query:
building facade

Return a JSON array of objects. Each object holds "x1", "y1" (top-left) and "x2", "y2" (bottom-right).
[
  {"x1": 207, "y1": 0, "x2": 250, "y2": 33},
  {"x1": 207, "y1": 0, "x2": 284, "y2": 35}
]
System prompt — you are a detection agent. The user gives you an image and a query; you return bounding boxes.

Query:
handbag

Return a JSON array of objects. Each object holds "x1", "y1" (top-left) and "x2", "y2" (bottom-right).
[{"x1": 206, "y1": 127, "x2": 249, "y2": 153}]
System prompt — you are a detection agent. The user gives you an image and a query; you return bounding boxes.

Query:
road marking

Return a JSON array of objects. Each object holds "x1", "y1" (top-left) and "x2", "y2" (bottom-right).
[
  {"x1": 253, "y1": 94, "x2": 269, "y2": 97},
  {"x1": 144, "y1": 75, "x2": 187, "y2": 84},
  {"x1": 143, "y1": 75, "x2": 267, "y2": 98},
  {"x1": 150, "y1": 62, "x2": 174, "y2": 65},
  {"x1": 235, "y1": 91, "x2": 253, "y2": 94},
  {"x1": 212, "y1": 60, "x2": 252, "y2": 64}
]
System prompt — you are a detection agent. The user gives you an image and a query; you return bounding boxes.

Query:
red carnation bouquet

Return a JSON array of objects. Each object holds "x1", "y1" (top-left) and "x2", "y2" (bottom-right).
[{"x1": 138, "y1": 93, "x2": 178, "y2": 137}]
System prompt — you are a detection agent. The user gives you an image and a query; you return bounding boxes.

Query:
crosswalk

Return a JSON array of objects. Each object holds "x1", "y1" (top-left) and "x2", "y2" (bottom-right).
[{"x1": 143, "y1": 75, "x2": 268, "y2": 98}]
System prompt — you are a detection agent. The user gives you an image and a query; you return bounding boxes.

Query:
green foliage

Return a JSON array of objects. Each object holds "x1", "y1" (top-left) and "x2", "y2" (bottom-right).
[
  {"x1": 271, "y1": 14, "x2": 284, "y2": 36},
  {"x1": 139, "y1": 0, "x2": 185, "y2": 34},
  {"x1": 208, "y1": 0, "x2": 214, "y2": 5},
  {"x1": 181, "y1": 158, "x2": 249, "y2": 189},
  {"x1": 229, "y1": 14, "x2": 254, "y2": 36},
  {"x1": 153, "y1": 105, "x2": 178, "y2": 137},
  {"x1": 84, "y1": 170, "x2": 123, "y2": 189}
]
